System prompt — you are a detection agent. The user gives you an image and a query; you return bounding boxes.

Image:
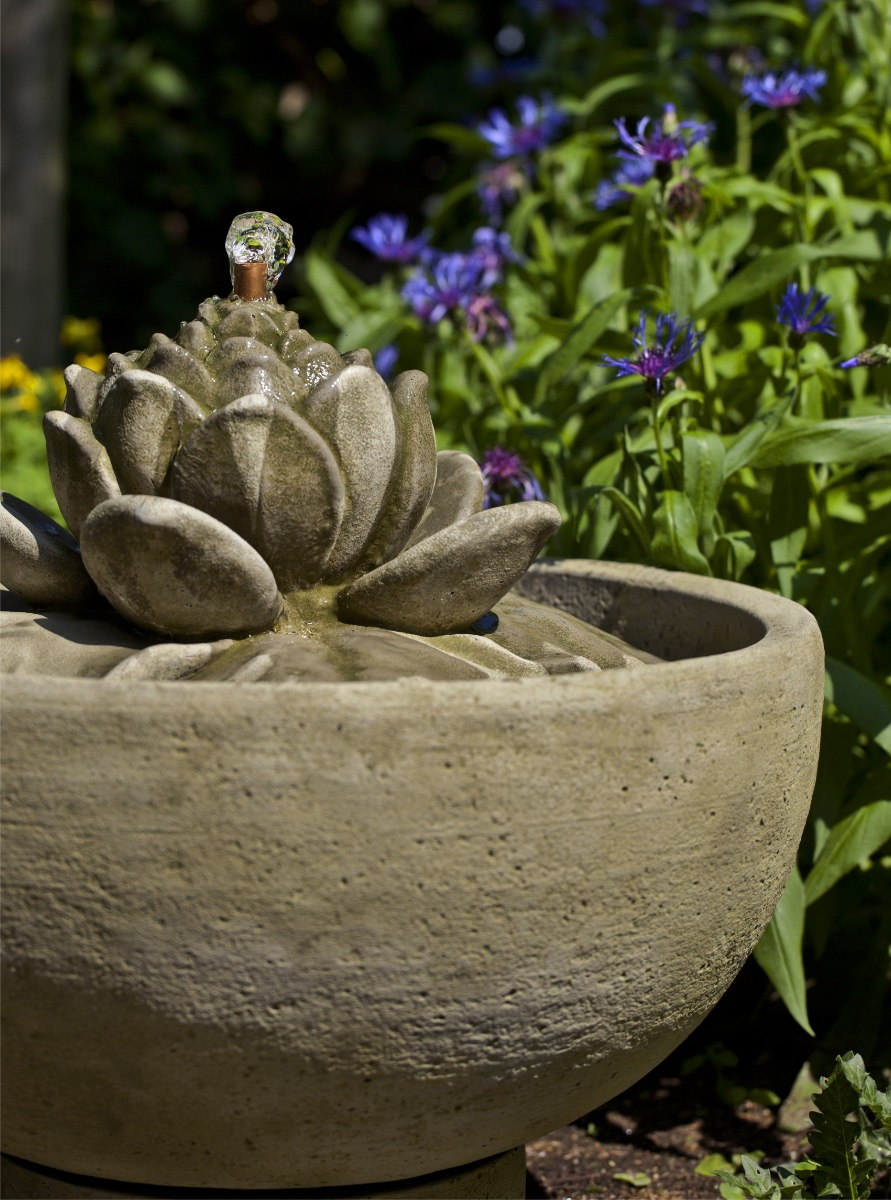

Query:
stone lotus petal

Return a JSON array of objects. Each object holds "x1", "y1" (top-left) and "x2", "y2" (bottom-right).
[
  {"x1": 216, "y1": 306, "x2": 293, "y2": 347},
  {"x1": 355, "y1": 369, "x2": 437, "y2": 573},
  {"x1": 43, "y1": 409, "x2": 121, "y2": 538},
  {"x1": 95, "y1": 368, "x2": 206, "y2": 495},
  {"x1": 302, "y1": 363, "x2": 398, "y2": 579},
  {"x1": 170, "y1": 394, "x2": 345, "y2": 589},
  {"x1": 0, "y1": 493, "x2": 94, "y2": 609},
  {"x1": 61, "y1": 363, "x2": 102, "y2": 421},
  {"x1": 139, "y1": 333, "x2": 215, "y2": 409},
  {"x1": 407, "y1": 450, "x2": 485, "y2": 547},
  {"x1": 80, "y1": 495, "x2": 283, "y2": 638},
  {"x1": 210, "y1": 339, "x2": 304, "y2": 410},
  {"x1": 337, "y1": 501, "x2": 562, "y2": 634}
]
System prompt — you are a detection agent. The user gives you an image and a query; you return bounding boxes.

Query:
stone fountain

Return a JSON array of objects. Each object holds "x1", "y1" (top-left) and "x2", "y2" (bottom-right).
[{"x1": 0, "y1": 213, "x2": 824, "y2": 1198}]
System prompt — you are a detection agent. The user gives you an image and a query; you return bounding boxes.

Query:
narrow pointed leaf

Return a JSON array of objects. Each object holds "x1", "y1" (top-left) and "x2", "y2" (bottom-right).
[
  {"x1": 753, "y1": 866, "x2": 814, "y2": 1036},
  {"x1": 804, "y1": 801, "x2": 891, "y2": 905}
]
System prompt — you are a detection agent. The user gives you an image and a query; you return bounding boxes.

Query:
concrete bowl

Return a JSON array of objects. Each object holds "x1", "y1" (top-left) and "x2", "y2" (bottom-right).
[{"x1": 0, "y1": 559, "x2": 824, "y2": 1189}]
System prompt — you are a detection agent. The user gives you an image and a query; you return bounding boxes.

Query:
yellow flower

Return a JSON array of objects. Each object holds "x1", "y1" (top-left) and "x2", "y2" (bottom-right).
[
  {"x1": 0, "y1": 355, "x2": 39, "y2": 394},
  {"x1": 62, "y1": 316, "x2": 102, "y2": 352},
  {"x1": 74, "y1": 352, "x2": 107, "y2": 374},
  {"x1": 18, "y1": 390, "x2": 41, "y2": 413}
]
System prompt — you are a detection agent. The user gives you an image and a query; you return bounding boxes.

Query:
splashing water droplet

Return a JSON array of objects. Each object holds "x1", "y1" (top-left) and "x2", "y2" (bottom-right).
[{"x1": 225, "y1": 211, "x2": 295, "y2": 295}]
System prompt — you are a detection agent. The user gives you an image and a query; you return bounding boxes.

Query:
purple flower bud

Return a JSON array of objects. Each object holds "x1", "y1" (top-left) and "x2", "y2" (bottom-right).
[{"x1": 480, "y1": 446, "x2": 546, "y2": 507}]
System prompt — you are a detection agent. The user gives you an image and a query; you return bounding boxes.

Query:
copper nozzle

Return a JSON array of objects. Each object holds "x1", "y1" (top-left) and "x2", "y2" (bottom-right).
[{"x1": 233, "y1": 261, "x2": 268, "y2": 300}]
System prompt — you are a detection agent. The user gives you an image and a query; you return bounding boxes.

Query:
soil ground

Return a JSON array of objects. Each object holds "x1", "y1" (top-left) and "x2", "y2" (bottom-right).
[
  {"x1": 524, "y1": 1064, "x2": 808, "y2": 1200},
  {"x1": 523, "y1": 961, "x2": 889, "y2": 1200}
]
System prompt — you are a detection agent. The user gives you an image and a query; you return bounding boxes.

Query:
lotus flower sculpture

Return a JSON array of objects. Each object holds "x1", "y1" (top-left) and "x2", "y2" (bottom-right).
[{"x1": 1, "y1": 212, "x2": 655, "y2": 681}]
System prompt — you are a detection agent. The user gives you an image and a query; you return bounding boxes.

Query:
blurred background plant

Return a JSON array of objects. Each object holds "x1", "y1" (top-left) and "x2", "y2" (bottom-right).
[{"x1": 1, "y1": 0, "x2": 888, "y2": 1132}]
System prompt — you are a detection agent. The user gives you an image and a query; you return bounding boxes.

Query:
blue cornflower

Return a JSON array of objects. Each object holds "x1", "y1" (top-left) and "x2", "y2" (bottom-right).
[
  {"x1": 402, "y1": 252, "x2": 486, "y2": 324},
  {"x1": 614, "y1": 107, "x2": 714, "y2": 166},
  {"x1": 476, "y1": 160, "x2": 528, "y2": 223},
  {"x1": 594, "y1": 155, "x2": 655, "y2": 210},
  {"x1": 480, "y1": 447, "x2": 546, "y2": 507},
  {"x1": 741, "y1": 67, "x2": 826, "y2": 108},
  {"x1": 470, "y1": 227, "x2": 522, "y2": 288},
  {"x1": 603, "y1": 311, "x2": 705, "y2": 393},
  {"x1": 477, "y1": 94, "x2": 566, "y2": 160},
  {"x1": 351, "y1": 214, "x2": 429, "y2": 263},
  {"x1": 519, "y1": 0, "x2": 607, "y2": 37},
  {"x1": 776, "y1": 283, "x2": 836, "y2": 339},
  {"x1": 374, "y1": 344, "x2": 399, "y2": 379}
]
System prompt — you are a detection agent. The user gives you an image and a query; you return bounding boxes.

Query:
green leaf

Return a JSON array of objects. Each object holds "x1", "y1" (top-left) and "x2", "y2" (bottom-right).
[
  {"x1": 834, "y1": 1052, "x2": 891, "y2": 1128},
  {"x1": 697, "y1": 1153, "x2": 737, "y2": 1177},
  {"x1": 596, "y1": 485, "x2": 652, "y2": 556},
  {"x1": 824, "y1": 657, "x2": 891, "y2": 754},
  {"x1": 804, "y1": 801, "x2": 891, "y2": 904},
  {"x1": 612, "y1": 1172, "x2": 652, "y2": 1188},
  {"x1": 723, "y1": 394, "x2": 795, "y2": 477},
  {"x1": 304, "y1": 248, "x2": 360, "y2": 328},
  {"x1": 576, "y1": 71, "x2": 653, "y2": 117},
  {"x1": 533, "y1": 290, "x2": 632, "y2": 406},
  {"x1": 683, "y1": 430, "x2": 725, "y2": 537},
  {"x1": 810, "y1": 1059, "x2": 874, "y2": 1199},
  {"x1": 768, "y1": 466, "x2": 810, "y2": 598},
  {"x1": 751, "y1": 417, "x2": 891, "y2": 468},
  {"x1": 651, "y1": 490, "x2": 712, "y2": 574},
  {"x1": 695, "y1": 245, "x2": 821, "y2": 319},
  {"x1": 753, "y1": 867, "x2": 814, "y2": 1036},
  {"x1": 424, "y1": 122, "x2": 490, "y2": 154}
]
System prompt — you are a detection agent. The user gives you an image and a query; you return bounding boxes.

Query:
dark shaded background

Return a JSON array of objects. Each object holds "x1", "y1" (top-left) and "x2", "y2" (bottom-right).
[{"x1": 4, "y1": 0, "x2": 525, "y2": 361}]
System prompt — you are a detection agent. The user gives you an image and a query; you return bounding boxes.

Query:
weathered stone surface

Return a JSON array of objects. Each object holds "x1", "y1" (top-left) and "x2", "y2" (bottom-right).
[
  {"x1": 277, "y1": 327, "x2": 314, "y2": 364},
  {"x1": 103, "y1": 639, "x2": 232, "y2": 681},
  {"x1": 290, "y1": 341, "x2": 345, "y2": 395},
  {"x1": 0, "y1": 561, "x2": 825, "y2": 1189},
  {"x1": 139, "y1": 333, "x2": 214, "y2": 409},
  {"x1": 170, "y1": 395, "x2": 345, "y2": 589},
  {"x1": 490, "y1": 592, "x2": 663, "y2": 669},
  {"x1": 43, "y1": 410, "x2": 120, "y2": 538},
  {"x1": 0, "y1": 493, "x2": 94, "y2": 608},
  {"x1": 95, "y1": 369, "x2": 205, "y2": 495},
  {"x1": 0, "y1": 1145, "x2": 528, "y2": 1199},
  {"x1": 0, "y1": 607, "x2": 152, "y2": 678},
  {"x1": 212, "y1": 343, "x2": 301, "y2": 410},
  {"x1": 79, "y1": 495, "x2": 282, "y2": 638},
  {"x1": 407, "y1": 450, "x2": 485, "y2": 547},
  {"x1": 303, "y1": 364, "x2": 398, "y2": 579},
  {"x1": 215, "y1": 306, "x2": 283, "y2": 347},
  {"x1": 338, "y1": 501, "x2": 561, "y2": 634},
  {"x1": 189, "y1": 625, "x2": 492, "y2": 683},
  {"x1": 61, "y1": 363, "x2": 102, "y2": 422},
  {"x1": 174, "y1": 319, "x2": 216, "y2": 361},
  {"x1": 357, "y1": 370, "x2": 437, "y2": 572}
]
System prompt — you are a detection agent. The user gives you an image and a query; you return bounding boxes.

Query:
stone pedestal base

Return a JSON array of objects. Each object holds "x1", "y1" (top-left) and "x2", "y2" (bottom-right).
[{"x1": 0, "y1": 1147, "x2": 527, "y2": 1200}]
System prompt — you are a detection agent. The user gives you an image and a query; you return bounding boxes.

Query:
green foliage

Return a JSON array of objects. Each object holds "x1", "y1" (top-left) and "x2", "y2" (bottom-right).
[
  {"x1": 709, "y1": 1053, "x2": 891, "y2": 1199},
  {"x1": 295, "y1": 0, "x2": 891, "y2": 1048}
]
